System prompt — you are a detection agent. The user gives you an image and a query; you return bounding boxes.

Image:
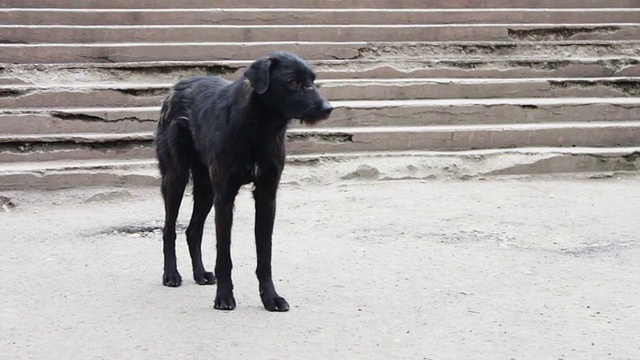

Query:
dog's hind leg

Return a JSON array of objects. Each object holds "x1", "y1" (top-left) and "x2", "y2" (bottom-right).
[
  {"x1": 161, "y1": 166, "x2": 189, "y2": 287},
  {"x1": 253, "y1": 179, "x2": 290, "y2": 312},
  {"x1": 185, "y1": 160, "x2": 216, "y2": 285}
]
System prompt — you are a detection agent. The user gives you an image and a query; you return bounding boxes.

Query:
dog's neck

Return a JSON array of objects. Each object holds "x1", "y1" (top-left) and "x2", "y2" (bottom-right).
[{"x1": 245, "y1": 90, "x2": 291, "y2": 134}]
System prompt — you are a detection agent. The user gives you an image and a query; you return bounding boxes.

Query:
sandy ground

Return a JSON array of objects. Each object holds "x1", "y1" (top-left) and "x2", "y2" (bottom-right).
[{"x1": 1, "y1": 175, "x2": 640, "y2": 360}]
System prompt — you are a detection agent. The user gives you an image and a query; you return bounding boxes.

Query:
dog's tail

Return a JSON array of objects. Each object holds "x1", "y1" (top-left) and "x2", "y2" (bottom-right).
[
  {"x1": 158, "y1": 93, "x2": 171, "y2": 126},
  {"x1": 158, "y1": 88, "x2": 183, "y2": 127},
  {"x1": 155, "y1": 86, "x2": 195, "y2": 177}
]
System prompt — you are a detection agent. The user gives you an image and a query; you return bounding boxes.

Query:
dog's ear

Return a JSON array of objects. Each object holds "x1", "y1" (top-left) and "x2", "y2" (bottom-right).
[{"x1": 244, "y1": 57, "x2": 272, "y2": 94}]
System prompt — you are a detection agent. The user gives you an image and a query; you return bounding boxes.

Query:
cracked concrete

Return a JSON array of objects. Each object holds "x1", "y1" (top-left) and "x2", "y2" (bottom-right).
[
  {"x1": 78, "y1": 54, "x2": 116, "y2": 63},
  {"x1": 1, "y1": 5, "x2": 639, "y2": 186},
  {"x1": 3, "y1": 148, "x2": 640, "y2": 190},
  {"x1": 548, "y1": 79, "x2": 640, "y2": 96},
  {"x1": 2, "y1": 99, "x2": 640, "y2": 161},
  {"x1": 49, "y1": 111, "x2": 153, "y2": 124},
  {"x1": 0, "y1": 88, "x2": 30, "y2": 97},
  {"x1": 0, "y1": 140, "x2": 153, "y2": 163},
  {"x1": 2, "y1": 57, "x2": 639, "y2": 85},
  {"x1": 507, "y1": 26, "x2": 621, "y2": 41},
  {"x1": 287, "y1": 132, "x2": 354, "y2": 144},
  {"x1": 0, "y1": 63, "x2": 241, "y2": 85},
  {"x1": 3, "y1": 41, "x2": 640, "y2": 64},
  {"x1": 357, "y1": 41, "x2": 640, "y2": 60},
  {"x1": 5, "y1": 77, "x2": 639, "y2": 108}
]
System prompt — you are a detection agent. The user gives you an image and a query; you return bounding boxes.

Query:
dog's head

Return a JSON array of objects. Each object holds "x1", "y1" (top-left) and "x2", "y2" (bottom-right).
[{"x1": 244, "y1": 51, "x2": 333, "y2": 125}]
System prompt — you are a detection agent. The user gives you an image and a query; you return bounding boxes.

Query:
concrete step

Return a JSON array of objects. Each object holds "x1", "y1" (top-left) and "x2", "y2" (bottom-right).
[
  {"x1": 1, "y1": 121, "x2": 639, "y2": 162},
  {"x1": 3, "y1": 9, "x2": 640, "y2": 26},
  {"x1": 312, "y1": 57, "x2": 640, "y2": 79},
  {"x1": 2, "y1": 120, "x2": 640, "y2": 162},
  {"x1": 3, "y1": 58, "x2": 639, "y2": 83},
  {"x1": 3, "y1": 0, "x2": 638, "y2": 9},
  {"x1": 0, "y1": 159, "x2": 161, "y2": 190},
  {"x1": 2, "y1": 147, "x2": 640, "y2": 191},
  {"x1": 0, "y1": 132, "x2": 153, "y2": 163},
  {"x1": 2, "y1": 40, "x2": 639, "y2": 64},
  {"x1": 287, "y1": 122, "x2": 640, "y2": 154},
  {"x1": 3, "y1": 97, "x2": 639, "y2": 135},
  {"x1": 3, "y1": 24, "x2": 640, "y2": 44},
  {"x1": 2, "y1": 78, "x2": 639, "y2": 109},
  {"x1": 318, "y1": 77, "x2": 640, "y2": 100}
]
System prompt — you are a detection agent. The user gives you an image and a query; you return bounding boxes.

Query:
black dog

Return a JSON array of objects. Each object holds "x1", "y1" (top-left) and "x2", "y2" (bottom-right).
[{"x1": 155, "y1": 51, "x2": 332, "y2": 311}]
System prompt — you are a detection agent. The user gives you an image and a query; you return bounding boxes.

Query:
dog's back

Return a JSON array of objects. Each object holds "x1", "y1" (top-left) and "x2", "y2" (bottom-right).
[
  {"x1": 157, "y1": 76, "x2": 230, "y2": 131},
  {"x1": 155, "y1": 76, "x2": 230, "y2": 176}
]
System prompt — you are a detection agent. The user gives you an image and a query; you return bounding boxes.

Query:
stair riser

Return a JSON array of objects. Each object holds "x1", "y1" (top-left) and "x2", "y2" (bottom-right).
[
  {"x1": 0, "y1": 172, "x2": 158, "y2": 191},
  {"x1": 0, "y1": 114, "x2": 156, "y2": 135},
  {"x1": 3, "y1": 60, "x2": 640, "y2": 83},
  {"x1": 2, "y1": 81, "x2": 638, "y2": 108},
  {"x1": 316, "y1": 63, "x2": 640, "y2": 80},
  {"x1": 322, "y1": 81, "x2": 640, "y2": 100},
  {"x1": 3, "y1": 10, "x2": 640, "y2": 26},
  {"x1": 3, "y1": 0, "x2": 638, "y2": 8},
  {"x1": 3, "y1": 42, "x2": 639, "y2": 64},
  {"x1": 3, "y1": 25, "x2": 640, "y2": 44},
  {"x1": 2, "y1": 126, "x2": 638, "y2": 162},
  {"x1": 3, "y1": 103, "x2": 640, "y2": 135},
  {"x1": 288, "y1": 127, "x2": 640, "y2": 153},
  {"x1": 0, "y1": 142, "x2": 153, "y2": 163}
]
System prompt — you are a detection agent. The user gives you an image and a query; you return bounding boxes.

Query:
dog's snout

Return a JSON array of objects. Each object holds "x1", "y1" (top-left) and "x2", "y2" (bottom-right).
[{"x1": 321, "y1": 102, "x2": 333, "y2": 116}]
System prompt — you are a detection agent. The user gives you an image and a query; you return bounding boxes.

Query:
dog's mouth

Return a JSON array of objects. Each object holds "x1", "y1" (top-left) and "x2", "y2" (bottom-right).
[
  {"x1": 298, "y1": 101, "x2": 333, "y2": 126},
  {"x1": 299, "y1": 117, "x2": 325, "y2": 126},
  {"x1": 299, "y1": 112, "x2": 332, "y2": 126}
]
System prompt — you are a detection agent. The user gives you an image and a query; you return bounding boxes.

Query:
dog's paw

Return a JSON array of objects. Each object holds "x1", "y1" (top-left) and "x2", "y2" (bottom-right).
[
  {"x1": 194, "y1": 271, "x2": 216, "y2": 285},
  {"x1": 261, "y1": 294, "x2": 290, "y2": 312},
  {"x1": 162, "y1": 271, "x2": 182, "y2": 287},
  {"x1": 214, "y1": 291, "x2": 236, "y2": 310}
]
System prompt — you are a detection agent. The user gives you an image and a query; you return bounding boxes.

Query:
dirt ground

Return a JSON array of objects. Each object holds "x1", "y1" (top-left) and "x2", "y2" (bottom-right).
[{"x1": 1, "y1": 174, "x2": 640, "y2": 360}]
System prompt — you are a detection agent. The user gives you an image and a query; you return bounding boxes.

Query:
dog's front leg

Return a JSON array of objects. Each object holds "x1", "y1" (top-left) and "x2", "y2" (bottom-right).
[
  {"x1": 212, "y1": 182, "x2": 240, "y2": 311},
  {"x1": 254, "y1": 181, "x2": 290, "y2": 312}
]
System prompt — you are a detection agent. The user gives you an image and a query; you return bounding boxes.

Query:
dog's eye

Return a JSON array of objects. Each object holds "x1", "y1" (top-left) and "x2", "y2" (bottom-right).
[{"x1": 289, "y1": 79, "x2": 301, "y2": 87}]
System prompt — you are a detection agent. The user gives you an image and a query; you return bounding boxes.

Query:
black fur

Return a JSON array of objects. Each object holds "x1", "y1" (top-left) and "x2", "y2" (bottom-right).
[{"x1": 155, "y1": 51, "x2": 332, "y2": 311}]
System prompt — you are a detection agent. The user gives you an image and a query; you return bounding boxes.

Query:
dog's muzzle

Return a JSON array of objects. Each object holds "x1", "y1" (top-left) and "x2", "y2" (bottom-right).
[
  {"x1": 304, "y1": 101, "x2": 333, "y2": 124},
  {"x1": 320, "y1": 101, "x2": 333, "y2": 117}
]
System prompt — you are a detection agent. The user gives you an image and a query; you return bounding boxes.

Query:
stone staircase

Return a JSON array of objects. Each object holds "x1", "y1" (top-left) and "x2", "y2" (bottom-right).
[{"x1": 1, "y1": 1, "x2": 640, "y2": 190}]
